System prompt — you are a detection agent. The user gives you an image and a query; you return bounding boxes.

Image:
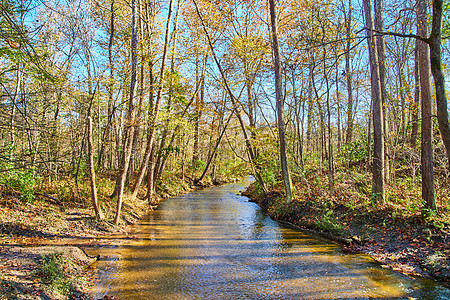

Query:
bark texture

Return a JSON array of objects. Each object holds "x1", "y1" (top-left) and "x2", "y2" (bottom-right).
[{"x1": 417, "y1": 0, "x2": 436, "y2": 210}]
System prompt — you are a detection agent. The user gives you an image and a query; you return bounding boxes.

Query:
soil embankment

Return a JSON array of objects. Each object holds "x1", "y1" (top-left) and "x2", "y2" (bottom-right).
[{"x1": 242, "y1": 183, "x2": 449, "y2": 286}]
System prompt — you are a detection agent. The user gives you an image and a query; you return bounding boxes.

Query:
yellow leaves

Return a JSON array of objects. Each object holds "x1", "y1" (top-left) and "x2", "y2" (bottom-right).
[{"x1": 229, "y1": 35, "x2": 269, "y2": 62}]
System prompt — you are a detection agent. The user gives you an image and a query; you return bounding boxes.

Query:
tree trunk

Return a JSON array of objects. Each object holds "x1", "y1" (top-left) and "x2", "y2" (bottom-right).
[
  {"x1": 345, "y1": 0, "x2": 353, "y2": 144},
  {"x1": 324, "y1": 48, "x2": 334, "y2": 190},
  {"x1": 306, "y1": 62, "x2": 314, "y2": 152},
  {"x1": 429, "y1": 0, "x2": 450, "y2": 170},
  {"x1": 417, "y1": 0, "x2": 436, "y2": 210},
  {"x1": 374, "y1": 0, "x2": 389, "y2": 184},
  {"x1": 397, "y1": 59, "x2": 407, "y2": 141},
  {"x1": 9, "y1": 67, "x2": 21, "y2": 149},
  {"x1": 291, "y1": 67, "x2": 304, "y2": 169},
  {"x1": 98, "y1": 0, "x2": 115, "y2": 170},
  {"x1": 335, "y1": 58, "x2": 341, "y2": 150},
  {"x1": 114, "y1": 0, "x2": 139, "y2": 224},
  {"x1": 87, "y1": 96, "x2": 103, "y2": 220},
  {"x1": 410, "y1": 43, "x2": 420, "y2": 147},
  {"x1": 192, "y1": 54, "x2": 204, "y2": 168},
  {"x1": 363, "y1": 0, "x2": 385, "y2": 204},
  {"x1": 269, "y1": 0, "x2": 293, "y2": 202}
]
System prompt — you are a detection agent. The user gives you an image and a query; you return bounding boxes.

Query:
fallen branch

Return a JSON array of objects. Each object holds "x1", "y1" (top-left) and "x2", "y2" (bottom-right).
[{"x1": 34, "y1": 192, "x2": 62, "y2": 205}]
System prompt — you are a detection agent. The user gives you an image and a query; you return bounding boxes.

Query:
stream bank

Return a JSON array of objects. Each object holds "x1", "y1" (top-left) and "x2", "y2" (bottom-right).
[{"x1": 242, "y1": 182, "x2": 449, "y2": 286}]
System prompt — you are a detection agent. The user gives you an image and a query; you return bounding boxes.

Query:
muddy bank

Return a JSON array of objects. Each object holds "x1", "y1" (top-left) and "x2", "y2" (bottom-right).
[{"x1": 242, "y1": 184, "x2": 449, "y2": 286}]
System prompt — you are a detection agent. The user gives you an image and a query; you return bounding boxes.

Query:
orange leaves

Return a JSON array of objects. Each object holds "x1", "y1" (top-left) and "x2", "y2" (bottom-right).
[{"x1": 5, "y1": 40, "x2": 20, "y2": 49}]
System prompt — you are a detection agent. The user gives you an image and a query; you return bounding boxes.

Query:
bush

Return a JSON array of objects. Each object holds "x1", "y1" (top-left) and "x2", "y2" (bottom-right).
[
  {"x1": 316, "y1": 210, "x2": 344, "y2": 234},
  {"x1": 339, "y1": 138, "x2": 371, "y2": 166},
  {"x1": 4, "y1": 169, "x2": 36, "y2": 201},
  {"x1": 0, "y1": 146, "x2": 36, "y2": 201}
]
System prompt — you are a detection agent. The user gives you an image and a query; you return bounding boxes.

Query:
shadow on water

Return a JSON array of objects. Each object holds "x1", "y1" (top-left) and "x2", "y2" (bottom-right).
[{"x1": 90, "y1": 177, "x2": 450, "y2": 299}]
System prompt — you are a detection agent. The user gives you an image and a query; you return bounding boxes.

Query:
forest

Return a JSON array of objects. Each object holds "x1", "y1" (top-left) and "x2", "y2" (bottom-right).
[{"x1": 0, "y1": 0, "x2": 449, "y2": 297}]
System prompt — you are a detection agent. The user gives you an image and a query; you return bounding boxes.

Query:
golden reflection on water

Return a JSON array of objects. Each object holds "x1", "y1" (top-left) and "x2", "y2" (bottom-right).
[{"x1": 91, "y1": 179, "x2": 449, "y2": 299}]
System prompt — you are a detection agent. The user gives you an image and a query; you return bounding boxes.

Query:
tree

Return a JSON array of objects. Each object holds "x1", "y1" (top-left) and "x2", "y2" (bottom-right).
[
  {"x1": 410, "y1": 43, "x2": 419, "y2": 148},
  {"x1": 87, "y1": 89, "x2": 104, "y2": 220},
  {"x1": 417, "y1": 0, "x2": 436, "y2": 211},
  {"x1": 428, "y1": 0, "x2": 450, "y2": 170},
  {"x1": 344, "y1": 0, "x2": 354, "y2": 145},
  {"x1": 114, "y1": 0, "x2": 139, "y2": 225},
  {"x1": 363, "y1": 0, "x2": 385, "y2": 204},
  {"x1": 269, "y1": 0, "x2": 293, "y2": 202}
]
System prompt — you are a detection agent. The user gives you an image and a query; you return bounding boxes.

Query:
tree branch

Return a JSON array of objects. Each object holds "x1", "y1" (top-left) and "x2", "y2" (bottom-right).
[{"x1": 364, "y1": 27, "x2": 430, "y2": 43}]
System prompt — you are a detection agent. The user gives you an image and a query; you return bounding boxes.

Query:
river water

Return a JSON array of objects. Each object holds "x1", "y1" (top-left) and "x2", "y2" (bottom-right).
[{"x1": 91, "y1": 178, "x2": 449, "y2": 299}]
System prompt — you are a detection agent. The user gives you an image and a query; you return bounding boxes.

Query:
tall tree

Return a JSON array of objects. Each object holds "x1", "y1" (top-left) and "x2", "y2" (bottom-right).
[
  {"x1": 344, "y1": 0, "x2": 354, "y2": 144},
  {"x1": 428, "y1": 0, "x2": 450, "y2": 170},
  {"x1": 87, "y1": 90, "x2": 104, "y2": 220},
  {"x1": 410, "y1": 43, "x2": 420, "y2": 147},
  {"x1": 269, "y1": 0, "x2": 293, "y2": 202},
  {"x1": 417, "y1": 0, "x2": 436, "y2": 210},
  {"x1": 363, "y1": 0, "x2": 385, "y2": 204},
  {"x1": 114, "y1": 0, "x2": 139, "y2": 225},
  {"x1": 374, "y1": 0, "x2": 389, "y2": 183}
]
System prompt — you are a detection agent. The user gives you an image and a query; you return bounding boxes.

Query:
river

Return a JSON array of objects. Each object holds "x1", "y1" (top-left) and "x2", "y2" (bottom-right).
[{"x1": 91, "y1": 177, "x2": 449, "y2": 299}]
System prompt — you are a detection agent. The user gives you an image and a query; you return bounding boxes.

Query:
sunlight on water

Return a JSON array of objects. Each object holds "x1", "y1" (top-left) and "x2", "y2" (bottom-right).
[{"x1": 90, "y1": 178, "x2": 450, "y2": 299}]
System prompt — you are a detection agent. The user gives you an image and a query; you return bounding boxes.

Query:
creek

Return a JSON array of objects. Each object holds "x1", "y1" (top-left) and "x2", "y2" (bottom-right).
[{"x1": 91, "y1": 177, "x2": 449, "y2": 299}]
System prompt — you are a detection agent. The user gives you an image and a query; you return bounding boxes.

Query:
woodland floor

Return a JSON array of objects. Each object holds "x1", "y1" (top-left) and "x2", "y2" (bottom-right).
[{"x1": 242, "y1": 180, "x2": 450, "y2": 287}]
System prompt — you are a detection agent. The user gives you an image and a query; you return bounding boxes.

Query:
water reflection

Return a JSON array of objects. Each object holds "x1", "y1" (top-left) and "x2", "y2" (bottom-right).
[{"x1": 92, "y1": 178, "x2": 450, "y2": 299}]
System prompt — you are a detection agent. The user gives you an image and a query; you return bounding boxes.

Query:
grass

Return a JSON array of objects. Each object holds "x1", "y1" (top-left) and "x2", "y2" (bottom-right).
[{"x1": 36, "y1": 253, "x2": 79, "y2": 297}]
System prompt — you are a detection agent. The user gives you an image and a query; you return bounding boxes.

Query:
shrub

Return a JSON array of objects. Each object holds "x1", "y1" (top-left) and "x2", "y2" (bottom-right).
[
  {"x1": 339, "y1": 138, "x2": 371, "y2": 166},
  {"x1": 0, "y1": 146, "x2": 36, "y2": 201}
]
